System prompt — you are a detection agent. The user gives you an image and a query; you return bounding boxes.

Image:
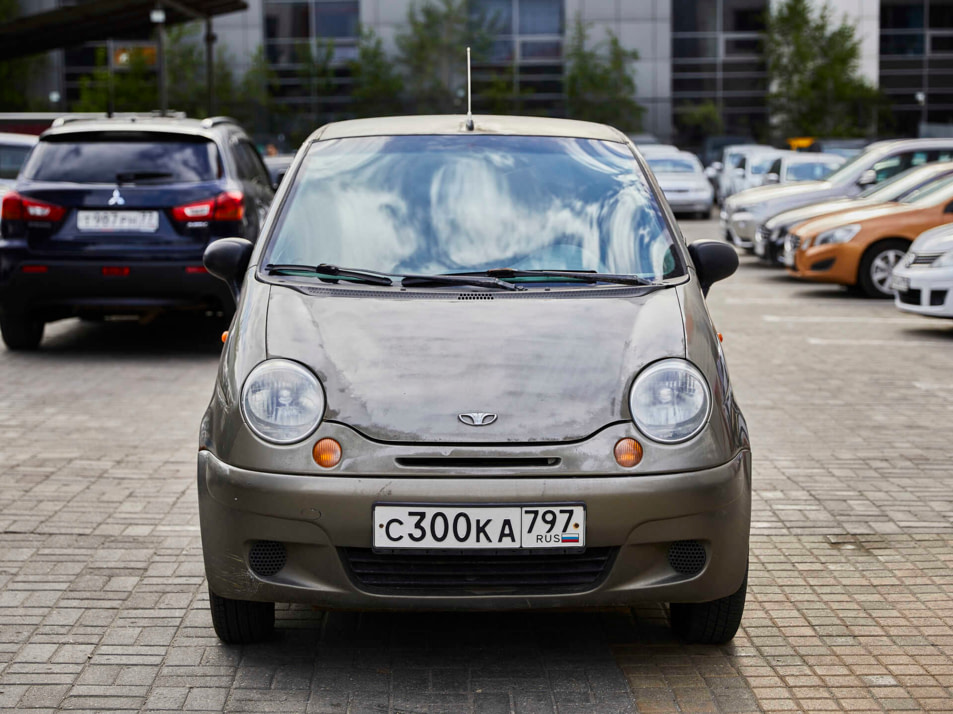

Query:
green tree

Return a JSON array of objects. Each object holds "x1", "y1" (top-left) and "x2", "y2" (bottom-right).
[
  {"x1": 396, "y1": 0, "x2": 494, "y2": 114},
  {"x1": 766, "y1": 0, "x2": 885, "y2": 138},
  {"x1": 349, "y1": 28, "x2": 404, "y2": 117},
  {"x1": 166, "y1": 23, "x2": 206, "y2": 116},
  {"x1": 677, "y1": 100, "x2": 725, "y2": 144},
  {"x1": 0, "y1": 0, "x2": 48, "y2": 110},
  {"x1": 565, "y1": 14, "x2": 644, "y2": 131},
  {"x1": 74, "y1": 47, "x2": 157, "y2": 113}
]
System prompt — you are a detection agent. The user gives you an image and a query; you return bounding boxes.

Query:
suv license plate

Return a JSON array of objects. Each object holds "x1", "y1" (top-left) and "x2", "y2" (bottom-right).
[
  {"x1": 77, "y1": 211, "x2": 160, "y2": 233},
  {"x1": 373, "y1": 504, "x2": 586, "y2": 550}
]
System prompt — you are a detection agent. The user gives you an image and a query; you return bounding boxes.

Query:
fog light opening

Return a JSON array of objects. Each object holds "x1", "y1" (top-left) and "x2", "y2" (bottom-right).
[
  {"x1": 313, "y1": 438, "x2": 342, "y2": 468},
  {"x1": 614, "y1": 438, "x2": 643, "y2": 467}
]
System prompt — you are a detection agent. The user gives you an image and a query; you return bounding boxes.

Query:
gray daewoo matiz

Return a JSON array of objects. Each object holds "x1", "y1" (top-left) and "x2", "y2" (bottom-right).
[{"x1": 199, "y1": 115, "x2": 750, "y2": 645}]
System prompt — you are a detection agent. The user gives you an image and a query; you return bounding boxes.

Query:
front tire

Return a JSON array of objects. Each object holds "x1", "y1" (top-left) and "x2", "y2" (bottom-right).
[
  {"x1": 0, "y1": 311, "x2": 44, "y2": 351},
  {"x1": 209, "y1": 590, "x2": 274, "y2": 644},
  {"x1": 669, "y1": 570, "x2": 747, "y2": 644},
  {"x1": 858, "y1": 239, "x2": 908, "y2": 298}
]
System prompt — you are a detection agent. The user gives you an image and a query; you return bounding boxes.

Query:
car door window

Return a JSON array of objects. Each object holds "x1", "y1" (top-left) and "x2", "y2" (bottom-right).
[
  {"x1": 236, "y1": 140, "x2": 270, "y2": 186},
  {"x1": 872, "y1": 154, "x2": 911, "y2": 182}
]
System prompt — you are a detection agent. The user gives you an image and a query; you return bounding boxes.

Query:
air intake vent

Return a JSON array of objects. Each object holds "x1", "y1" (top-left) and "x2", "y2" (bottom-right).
[
  {"x1": 668, "y1": 540, "x2": 706, "y2": 575},
  {"x1": 341, "y1": 547, "x2": 616, "y2": 595},
  {"x1": 457, "y1": 293, "x2": 494, "y2": 300},
  {"x1": 395, "y1": 457, "x2": 560, "y2": 469},
  {"x1": 248, "y1": 540, "x2": 286, "y2": 577}
]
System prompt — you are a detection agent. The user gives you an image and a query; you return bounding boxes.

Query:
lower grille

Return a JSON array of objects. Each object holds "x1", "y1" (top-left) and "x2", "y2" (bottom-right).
[
  {"x1": 758, "y1": 225, "x2": 773, "y2": 244},
  {"x1": 668, "y1": 540, "x2": 707, "y2": 575},
  {"x1": 930, "y1": 290, "x2": 948, "y2": 306},
  {"x1": 341, "y1": 547, "x2": 617, "y2": 595},
  {"x1": 899, "y1": 289, "x2": 922, "y2": 305}
]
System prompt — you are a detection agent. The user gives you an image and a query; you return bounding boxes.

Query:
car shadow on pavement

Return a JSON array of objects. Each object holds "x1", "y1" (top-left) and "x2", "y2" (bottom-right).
[
  {"x1": 25, "y1": 315, "x2": 228, "y2": 358},
  {"x1": 900, "y1": 324, "x2": 953, "y2": 340},
  {"x1": 206, "y1": 603, "x2": 758, "y2": 713}
]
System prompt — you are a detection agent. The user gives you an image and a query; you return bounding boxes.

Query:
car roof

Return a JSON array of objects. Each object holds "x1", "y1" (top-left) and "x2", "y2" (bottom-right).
[
  {"x1": 786, "y1": 152, "x2": 845, "y2": 163},
  {"x1": 0, "y1": 132, "x2": 39, "y2": 146},
  {"x1": 864, "y1": 137, "x2": 953, "y2": 154},
  {"x1": 39, "y1": 116, "x2": 241, "y2": 142},
  {"x1": 313, "y1": 115, "x2": 628, "y2": 143}
]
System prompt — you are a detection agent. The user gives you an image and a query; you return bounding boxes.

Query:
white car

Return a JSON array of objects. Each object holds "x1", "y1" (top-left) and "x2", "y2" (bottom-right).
[
  {"x1": 891, "y1": 223, "x2": 953, "y2": 318},
  {"x1": 645, "y1": 151, "x2": 714, "y2": 218},
  {"x1": 760, "y1": 152, "x2": 846, "y2": 186},
  {"x1": 0, "y1": 132, "x2": 37, "y2": 190},
  {"x1": 717, "y1": 144, "x2": 774, "y2": 203}
]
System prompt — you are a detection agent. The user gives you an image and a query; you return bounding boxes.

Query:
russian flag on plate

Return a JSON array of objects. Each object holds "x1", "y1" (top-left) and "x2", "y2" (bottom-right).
[{"x1": 561, "y1": 533, "x2": 580, "y2": 543}]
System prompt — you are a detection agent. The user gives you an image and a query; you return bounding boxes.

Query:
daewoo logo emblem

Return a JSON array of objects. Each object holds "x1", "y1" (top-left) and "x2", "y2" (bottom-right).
[
  {"x1": 458, "y1": 412, "x2": 498, "y2": 427},
  {"x1": 108, "y1": 189, "x2": 125, "y2": 206}
]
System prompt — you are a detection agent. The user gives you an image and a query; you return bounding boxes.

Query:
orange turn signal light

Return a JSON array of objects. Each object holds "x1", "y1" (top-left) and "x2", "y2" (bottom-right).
[
  {"x1": 718, "y1": 332, "x2": 724, "y2": 343},
  {"x1": 221, "y1": 331, "x2": 229, "y2": 344},
  {"x1": 614, "y1": 438, "x2": 643, "y2": 468},
  {"x1": 313, "y1": 438, "x2": 342, "y2": 468}
]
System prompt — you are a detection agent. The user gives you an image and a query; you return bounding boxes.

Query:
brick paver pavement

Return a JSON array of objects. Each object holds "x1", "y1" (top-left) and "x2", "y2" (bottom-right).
[{"x1": 0, "y1": 217, "x2": 951, "y2": 712}]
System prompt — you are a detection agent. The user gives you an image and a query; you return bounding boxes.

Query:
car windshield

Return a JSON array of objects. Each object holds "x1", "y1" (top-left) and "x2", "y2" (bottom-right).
[
  {"x1": 750, "y1": 156, "x2": 777, "y2": 175},
  {"x1": 265, "y1": 135, "x2": 681, "y2": 281},
  {"x1": 823, "y1": 149, "x2": 874, "y2": 185},
  {"x1": 647, "y1": 157, "x2": 697, "y2": 174},
  {"x1": 785, "y1": 161, "x2": 842, "y2": 182},
  {"x1": 902, "y1": 174, "x2": 953, "y2": 205},
  {"x1": 22, "y1": 132, "x2": 221, "y2": 183}
]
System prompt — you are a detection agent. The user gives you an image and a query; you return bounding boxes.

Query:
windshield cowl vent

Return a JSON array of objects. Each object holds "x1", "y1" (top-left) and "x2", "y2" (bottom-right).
[{"x1": 457, "y1": 293, "x2": 494, "y2": 301}]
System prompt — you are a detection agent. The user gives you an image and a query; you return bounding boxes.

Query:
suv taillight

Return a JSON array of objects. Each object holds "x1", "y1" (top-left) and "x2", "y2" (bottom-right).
[
  {"x1": 1, "y1": 192, "x2": 66, "y2": 222},
  {"x1": 172, "y1": 191, "x2": 244, "y2": 223}
]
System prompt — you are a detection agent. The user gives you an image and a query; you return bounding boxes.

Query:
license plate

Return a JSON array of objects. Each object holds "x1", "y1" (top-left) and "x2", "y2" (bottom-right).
[
  {"x1": 373, "y1": 504, "x2": 586, "y2": 550},
  {"x1": 77, "y1": 211, "x2": 159, "y2": 233},
  {"x1": 783, "y1": 250, "x2": 796, "y2": 268},
  {"x1": 891, "y1": 275, "x2": 910, "y2": 292},
  {"x1": 754, "y1": 241, "x2": 765, "y2": 256}
]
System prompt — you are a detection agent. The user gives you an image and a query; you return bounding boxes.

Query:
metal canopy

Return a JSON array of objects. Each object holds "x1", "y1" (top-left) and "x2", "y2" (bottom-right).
[{"x1": 0, "y1": 0, "x2": 248, "y2": 62}]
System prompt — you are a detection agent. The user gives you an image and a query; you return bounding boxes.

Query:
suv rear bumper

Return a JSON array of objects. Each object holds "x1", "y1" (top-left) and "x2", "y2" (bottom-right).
[{"x1": 0, "y1": 253, "x2": 232, "y2": 315}]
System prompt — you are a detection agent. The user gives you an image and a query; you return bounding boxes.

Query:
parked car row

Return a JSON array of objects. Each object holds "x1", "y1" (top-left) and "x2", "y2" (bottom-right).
[{"x1": 720, "y1": 137, "x2": 953, "y2": 316}]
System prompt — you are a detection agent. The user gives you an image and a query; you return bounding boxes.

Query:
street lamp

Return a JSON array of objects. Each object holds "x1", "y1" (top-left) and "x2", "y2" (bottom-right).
[{"x1": 151, "y1": 4, "x2": 167, "y2": 116}]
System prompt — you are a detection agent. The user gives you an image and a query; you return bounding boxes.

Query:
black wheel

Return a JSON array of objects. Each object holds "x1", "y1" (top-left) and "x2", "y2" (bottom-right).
[
  {"x1": 669, "y1": 570, "x2": 747, "y2": 644},
  {"x1": 0, "y1": 311, "x2": 44, "y2": 351},
  {"x1": 209, "y1": 589, "x2": 274, "y2": 644},
  {"x1": 857, "y1": 239, "x2": 908, "y2": 298}
]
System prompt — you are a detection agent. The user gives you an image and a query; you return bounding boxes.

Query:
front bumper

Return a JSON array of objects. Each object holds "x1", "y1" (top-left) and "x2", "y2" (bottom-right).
[
  {"x1": 787, "y1": 239, "x2": 861, "y2": 286},
  {"x1": 198, "y1": 448, "x2": 752, "y2": 610},
  {"x1": 722, "y1": 211, "x2": 757, "y2": 248},
  {"x1": 891, "y1": 265, "x2": 953, "y2": 318}
]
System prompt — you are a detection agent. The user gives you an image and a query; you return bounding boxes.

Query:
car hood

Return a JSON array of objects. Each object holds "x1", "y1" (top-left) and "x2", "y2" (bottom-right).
[
  {"x1": 730, "y1": 180, "x2": 833, "y2": 213},
  {"x1": 912, "y1": 223, "x2": 953, "y2": 253},
  {"x1": 264, "y1": 284, "x2": 686, "y2": 443},
  {"x1": 793, "y1": 202, "x2": 915, "y2": 237},
  {"x1": 764, "y1": 197, "x2": 863, "y2": 230}
]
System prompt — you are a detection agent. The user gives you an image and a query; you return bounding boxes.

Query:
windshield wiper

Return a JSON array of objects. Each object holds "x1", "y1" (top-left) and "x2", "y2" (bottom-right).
[
  {"x1": 116, "y1": 171, "x2": 174, "y2": 183},
  {"x1": 265, "y1": 263, "x2": 393, "y2": 286},
  {"x1": 474, "y1": 268, "x2": 657, "y2": 287},
  {"x1": 400, "y1": 273, "x2": 524, "y2": 291}
]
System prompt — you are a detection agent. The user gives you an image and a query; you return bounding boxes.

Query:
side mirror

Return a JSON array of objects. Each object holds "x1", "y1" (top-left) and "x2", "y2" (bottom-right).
[
  {"x1": 765, "y1": 172, "x2": 780, "y2": 184},
  {"x1": 712, "y1": 161, "x2": 724, "y2": 172},
  {"x1": 204, "y1": 237, "x2": 254, "y2": 303},
  {"x1": 858, "y1": 169, "x2": 877, "y2": 186},
  {"x1": 704, "y1": 166, "x2": 718, "y2": 179},
  {"x1": 688, "y1": 240, "x2": 739, "y2": 296}
]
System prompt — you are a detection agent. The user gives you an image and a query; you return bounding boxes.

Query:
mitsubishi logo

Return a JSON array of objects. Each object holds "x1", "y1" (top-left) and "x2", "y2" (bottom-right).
[
  {"x1": 107, "y1": 189, "x2": 125, "y2": 206},
  {"x1": 458, "y1": 412, "x2": 498, "y2": 427}
]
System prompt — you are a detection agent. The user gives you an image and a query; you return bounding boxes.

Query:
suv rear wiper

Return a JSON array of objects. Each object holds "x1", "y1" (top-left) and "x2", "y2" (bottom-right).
[
  {"x1": 265, "y1": 263, "x2": 393, "y2": 286},
  {"x1": 400, "y1": 273, "x2": 524, "y2": 291},
  {"x1": 116, "y1": 171, "x2": 174, "y2": 183},
  {"x1": 476, "y1": 268, "x2": 657, "y2": 287}
]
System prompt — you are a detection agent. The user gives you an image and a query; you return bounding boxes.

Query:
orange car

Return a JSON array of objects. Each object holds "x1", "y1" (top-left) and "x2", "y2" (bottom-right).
[{"x1": 784, "y1": 174, "x2": 953, "y2": 297}]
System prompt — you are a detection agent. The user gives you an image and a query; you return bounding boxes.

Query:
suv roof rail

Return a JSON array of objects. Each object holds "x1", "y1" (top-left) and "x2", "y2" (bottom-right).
[
  {"x1": 201, "y1": 116, "x2": 239, "y2": 129},
  {"x1": 50, "y1": 111, "x2": 188, "y2": 127}
]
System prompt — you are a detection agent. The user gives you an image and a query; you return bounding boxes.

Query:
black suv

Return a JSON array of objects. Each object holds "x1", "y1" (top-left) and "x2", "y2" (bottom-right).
[{"x1": 0, "y1": 115, "x2": 274, "y2": 350}]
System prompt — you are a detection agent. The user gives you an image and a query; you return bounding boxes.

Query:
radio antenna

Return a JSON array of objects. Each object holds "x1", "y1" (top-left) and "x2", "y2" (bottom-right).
[{"x1": 465, "y1": 46, "x2": 474, "y2": 131}]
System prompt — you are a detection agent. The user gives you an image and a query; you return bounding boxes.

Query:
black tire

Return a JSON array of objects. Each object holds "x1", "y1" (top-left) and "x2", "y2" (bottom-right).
[
  {"x1": 0, "y1": 311, "x2": 44, "y2": 351},
  {"x1": 669, "y1": 570, "x2": 747, "y2": 644},
  {"x1": 209, "y1": 589, "x2": 274, "y2": 644},
  {"x1": 857, "y1": 239, "x2": 908, "y2": 299}
]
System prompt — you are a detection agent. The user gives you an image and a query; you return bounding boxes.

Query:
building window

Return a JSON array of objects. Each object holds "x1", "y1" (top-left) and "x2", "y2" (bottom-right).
[
  {"x1": 314, "y1": 1, "x2": 359, "y2": 38},
  {"x1": 671, "y1": 0, "x2": 768, "y2": 138}
]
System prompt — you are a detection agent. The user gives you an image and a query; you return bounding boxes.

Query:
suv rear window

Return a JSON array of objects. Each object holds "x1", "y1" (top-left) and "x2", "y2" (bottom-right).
[{"x1": 22, "y1": 132, "x2": 221, "y2": 183}]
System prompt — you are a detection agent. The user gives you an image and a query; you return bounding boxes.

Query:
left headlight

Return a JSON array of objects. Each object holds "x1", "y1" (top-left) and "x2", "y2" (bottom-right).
[
  {"x1": 629, "y1": 359, "x2": 711, "y2": 443},
  {"x1": 814, "y1": 224, "x2": 861, "y2": 246},
  {"x1": 932, "y1": 249, "x2": 953, "y2": 268},
  {"x1": 241, "y1": 359, "x2": 325, "y2": 444}
]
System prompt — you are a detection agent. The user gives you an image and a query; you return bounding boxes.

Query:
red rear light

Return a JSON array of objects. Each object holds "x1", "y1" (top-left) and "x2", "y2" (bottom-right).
[
  {"x1": 185, "y1": 266, "x2": 207, "y2": 274},
  {"x1": 213, "y1": 191, "x2": 244, "y2": 221},
  {"x1": 102, "y1": 266, "x2": 131, "y2": 277},
  {"x1": 172, "y1": 198, "x2": 215, "y2": 222},
  {"x1": 21, "y1": 265, "x2": 48, "y2": 274},
  {"x1": 1, "y1": 192, "x2": 23, "y2": 221}
]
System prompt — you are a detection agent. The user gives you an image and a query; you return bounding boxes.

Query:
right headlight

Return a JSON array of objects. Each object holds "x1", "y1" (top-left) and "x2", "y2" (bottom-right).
[
  {"x1": 629, "y1": 359, "x2": 711, "y2": 443},
  {"x1": 814, "y1": 224, "x2": 861, "y2": 246},
  {"x1": 241, "y1": 359, "x2": 326, "y2": 444}
]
